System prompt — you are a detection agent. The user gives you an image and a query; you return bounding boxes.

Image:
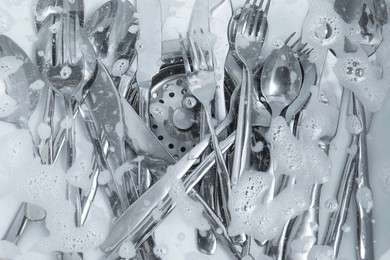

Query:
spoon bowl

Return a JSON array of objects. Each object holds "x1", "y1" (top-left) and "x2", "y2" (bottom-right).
[
  {"x1": 260, "y1": 45, "x2": 302, "y2": 117},
  {"x1": 84, "y1": 0, "x2": 138, "y2": 79}
]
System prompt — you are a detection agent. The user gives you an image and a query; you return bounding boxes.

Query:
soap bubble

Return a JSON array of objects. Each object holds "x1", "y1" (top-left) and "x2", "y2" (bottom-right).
[
  {"x1": 0, "y1": 8, "x2": 14, "y2": 33},
  {"x1": 29, "y1": 79, "x2": 45, "y2": 90},
  {"x1": 324, "y1": 198, "x2": 339, "y2": 212},
  {"x1": 356, "y1": 186, "x2": 373, "y2": 213},
  {"x1": 0, "y1": 56, "x2": 23, "y2": 80},
  {"x1": 153, "y1": 244, "x2": 169, "y2": 256},
  {"x1": 0, "y1": 94, "x2": 17, "y2": 118},
  {"x1": 290, "y1": 236, "x2": 316, "y2": 253},
  {"x1": 118, "y1": 242, "x2": 136, "y2": 258},
  {"x1": 346, "y1": 115, "x2": 362, "y2": 135},
  {"x1": 111, "y1": 59, "x2": 129, "y2": 77},
  {"x1": 37, "y1": 123, "x2": 52, "y2": 139},
  {"x1": 308, "y1": 245, "x2": 333, "y2": 260}
]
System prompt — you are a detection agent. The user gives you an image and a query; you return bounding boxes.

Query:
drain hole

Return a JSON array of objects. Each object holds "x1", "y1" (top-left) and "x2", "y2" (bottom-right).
[
  {"x1": 159, "y1": 100, "x2": 165, "y2": 104},
  {"x1": 169, "y1": 92, "x2": 175, "y2": 98},
  {"x1": 158, "y1": 135, "x2": 164, "y2": 140},
  {"x1": 152, "y1": 124, "x2": 158, "y2": 129},
  {"x1": 180, "y1": 147, "x2": 186, "y2": 153},
  {"x1": 168, "y1": 143, "x2": 174, "y2": 149}
]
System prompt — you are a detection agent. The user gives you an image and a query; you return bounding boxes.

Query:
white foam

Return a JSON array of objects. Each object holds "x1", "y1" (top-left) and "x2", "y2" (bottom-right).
[
  {"x1": 249, "y1": 184, "x2": 311, "y2": 242},
  {"x1": 356, "y1": 186, "x2": 373, "y2": 213},
  {"x1": 0, "y1": 8, "x2": 14, "y2": 33},
  {"x1": 111, "y1": 59, "x2": 130, "y2": 77},
  {"x1": 377, "y1": 162, "x2": 390, "y2": 194},
  {"x1": 228, "y1": 168, "x2": 311, "y2": 243},
  {"x1": 0, "y1": 130, "x2": 109, "y2": 253},
  {"x1": 0, "y1": 93, "x2": 17, "y2": 118},
  {"x1": 168, "y1": 177, "x2": 210, "y2": 231},
  {"x1": 304, "y1": 1, "x2": 344, "y2": 52},
  {"x1": 308, "y1": 245, "x2": 333, "y2": 260},
  {"x1": 29, "y1": 80, "x2": 45, "y2": 91},
  {"x1": 97, "y1": 170, "x2": 112, "y2": 186},
  {"x1": 379, "y1": 248, "x2": 390, "y2": 260},
  {"x1": 114, "y1": 162, "x2": 135, "y2": 185},
  {"x1": 35, "y1": 206, "x2": 109, "y2": 253},
  {"x1": 0, "y1": 240, "x2": 21, "y2": 259},
  {"x1": 0, "y1": 55, "x2": 23, "y2": 80},
  {"x1": 118, "y1": 241, "x2": 136, "y2": 258},
  {"x1": 346, "y1": 115, "x2": 362, "y2": 135},
  {"x1": 153, "y1": 243, "x2": 169, "y2": 257},
  {"x1": 290, "y1": 236, "x2": 316, "y2": 253},
  {"x1": 324, "y1": 198, "x2": 339, "y2": 212},
  {"x1": 60, "y1": 117, "x2": 73, "y2": 129},
  {"x1": 37, "y1": 122, "x2": 51, "y2": 139},
  {"x1": 334, "y1": 49, "x2": 388, "y2": 113},
  {"x1": 66, "y1": 153, "x2": 94, "y2": 191},
  {"x1": 228, "y1": 171, "x2": 273, "y2": 235},
  {"x1": 266, "y1": 117, "x2": 331, "y2": 184},
  {"x1": 184, "y1": 251, "x2": 210, "y2": 260},
  {"x1": 128, "y1": 24, "x2": 139, "y2": 34},
  {"x1": 177, "y1": 232, "x2": 186, "y2": 241},
  {"x1": 266, "y1": 117, "x2": 304, "y2": 178},
  {"x1": 300, "y1": 87, "x2": 340, "y2": 142},
  {"x1": 49, "y1": 21, "x2": 61, "y2": 34},
  {"x1": 342, "y1": 224, "x2": 351, "y2": 233}
]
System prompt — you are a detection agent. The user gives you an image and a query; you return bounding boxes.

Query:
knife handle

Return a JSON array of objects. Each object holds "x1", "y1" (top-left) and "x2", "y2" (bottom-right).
[
  {"x1": 79, "y1": 103, "x2": 128, "y2": 216},
  {"x1": 354, "y1": 96, "x2": 374, "y2": 260}
]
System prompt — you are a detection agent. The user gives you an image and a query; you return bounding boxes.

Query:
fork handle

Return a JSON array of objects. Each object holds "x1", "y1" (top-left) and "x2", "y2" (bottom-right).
[
  {"x1": 204, "y1": 106, "x2": 231, "y2": 225},
  {"x1": 137, "y1": 84, "x2": 152, "y2": 194},
  {"x1": 354, "y1": 97, "x2": 374, "y2": 260},
  {"x1": 322, "y1": 134, "x2": 358, "y2": 256},
  {"x1": 231, "y1": 66, "x2": 252, "y2": 185}
]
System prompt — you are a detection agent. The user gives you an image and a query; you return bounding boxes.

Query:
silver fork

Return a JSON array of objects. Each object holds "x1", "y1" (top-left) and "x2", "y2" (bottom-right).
[
  {"x1": 43, "y1": 10, "x2": 85, "y2": 227},
  {"x1": 231, "y1": 0, "x2": 270, "y2": 185},
  {"x1": 179, "y1": 30, "x2": 232, "y2": 227}
]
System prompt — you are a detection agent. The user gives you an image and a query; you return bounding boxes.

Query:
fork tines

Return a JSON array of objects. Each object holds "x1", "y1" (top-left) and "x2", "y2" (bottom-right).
[
  {"x1": 283, "y1": 32, "x2": 313, "y2": 62},
  {"x1": 179, "y1": 30, "x2": 214, "y2": 74}
]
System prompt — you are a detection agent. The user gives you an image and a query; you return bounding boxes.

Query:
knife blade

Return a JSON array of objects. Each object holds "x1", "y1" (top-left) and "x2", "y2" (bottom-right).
[
  {"x1": 135, "y1": 0, "x2": 163, "y2": 195},
  {"x1": 135, "y1": 0, "x2": 162, "y2": 123}
]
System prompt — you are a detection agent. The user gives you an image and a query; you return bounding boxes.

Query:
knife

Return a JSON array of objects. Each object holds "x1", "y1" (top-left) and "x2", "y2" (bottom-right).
[
  {"x1": 135, "y1": 0, "x2": 163, "y2": 194},
  {"x1": 100, "y1": 131, "x2": 236, "y2": 254},
  {"x1": 84, "y1": 60, "x2": 138, "y2": 206}
]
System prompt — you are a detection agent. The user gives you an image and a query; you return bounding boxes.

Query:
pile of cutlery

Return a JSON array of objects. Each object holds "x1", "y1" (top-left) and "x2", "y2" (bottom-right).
[{"x1": 0, "y1": 0, "x2": 389, "y2": 259}]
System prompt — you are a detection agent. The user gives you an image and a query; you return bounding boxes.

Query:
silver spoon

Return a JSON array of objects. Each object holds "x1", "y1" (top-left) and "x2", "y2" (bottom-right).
[
  {"x1": 84, "y1": 0, "x2": 138, "y2": 83},
  {"x1": 260, "y1": 41, "x2": 302, "y2": 118}
]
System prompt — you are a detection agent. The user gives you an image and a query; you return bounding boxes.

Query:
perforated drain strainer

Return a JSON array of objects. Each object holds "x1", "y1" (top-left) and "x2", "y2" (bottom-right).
[{"x1": 149, "y1": 73, "x2": 201, "y2": 160}]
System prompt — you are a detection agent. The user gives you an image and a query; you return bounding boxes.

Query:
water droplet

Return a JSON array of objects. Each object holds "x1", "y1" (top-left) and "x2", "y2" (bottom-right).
[
  {"x1": 315, "y1": 21, "x2": 333, "y2": 40},
  {"x1": 324, "y1": 198, "x2": 338, "y2": 212},
  {"x1": 60, "y1": 66, "x2": 72, "y2": 79}
]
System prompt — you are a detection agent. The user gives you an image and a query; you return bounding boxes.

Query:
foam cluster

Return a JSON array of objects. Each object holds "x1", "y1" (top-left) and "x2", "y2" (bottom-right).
[
  {"x1": 168, "y1": 176, "x2": 210, "y2": 231},
  {"x1": 267, "y1": 117, "x2": 332, "y2": 184},
  {"x1": 0, "y1": 130, "x2": 109, "y2": 253}
]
